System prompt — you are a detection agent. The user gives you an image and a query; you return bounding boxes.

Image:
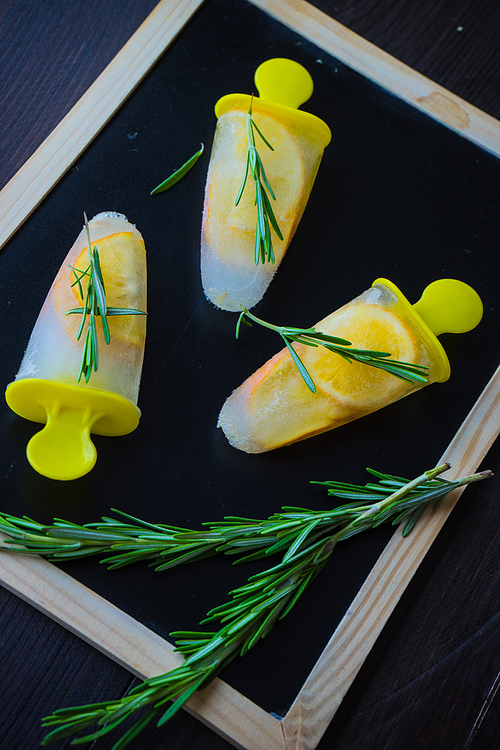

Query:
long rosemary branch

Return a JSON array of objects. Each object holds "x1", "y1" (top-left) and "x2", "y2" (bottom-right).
[
  {"x1": 150, "y1": 144, "x2": 204, "y2": 195},
  {"x1": 0, "y1": 465, "x2": 489, "y2": 568},
  {"x1": 16, "y1": 464, "x2": 491, "y2": 750},
  {"x1": 0, "y1": 465, "x2": 491, "y2": 746},
  {"x1": 236, "y1": 306, "x2": 429, "y2": 393}
]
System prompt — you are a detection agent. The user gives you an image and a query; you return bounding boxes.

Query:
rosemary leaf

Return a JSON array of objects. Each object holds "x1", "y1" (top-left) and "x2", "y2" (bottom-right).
[
  {"x1": 150, "y1": 144, "x2": 204, "y2": 195},
  {"x1": 281, "y1": 334, "x2": 317, "y2": 393},
  {"x1": 68, "y1": 214, "x2": 146, "y2": 382}
]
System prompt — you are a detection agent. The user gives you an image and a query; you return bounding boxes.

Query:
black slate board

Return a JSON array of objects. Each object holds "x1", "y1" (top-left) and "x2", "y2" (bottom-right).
[{"x1": 1, "y1": 0, "x2": 499, "y2": 718}]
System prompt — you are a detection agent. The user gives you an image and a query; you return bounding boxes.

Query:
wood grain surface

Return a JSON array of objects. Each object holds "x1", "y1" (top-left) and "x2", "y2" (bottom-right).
[
  {"x1": 0, "y1": 0, "x2": 205, "y2": 250},
  {"x1": 1, "y1": 1, "x2": 499, "y2": 749}
]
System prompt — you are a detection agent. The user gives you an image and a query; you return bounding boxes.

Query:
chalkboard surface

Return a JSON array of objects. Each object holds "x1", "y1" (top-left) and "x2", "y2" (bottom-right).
[{"x1": 1, "y1": 0, "x2": 499, "y2": 717}]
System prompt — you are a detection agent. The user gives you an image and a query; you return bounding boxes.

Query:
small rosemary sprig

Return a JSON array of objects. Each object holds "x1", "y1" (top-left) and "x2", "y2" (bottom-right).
[
  {"x1": 0, "y1": 463, "x2": 488, "y2": 748},
  {"x1": 150, "y1": 144, "x2": 204, "y2": 195},
  {"x1": 235, "y1": 100, "x2": 283, "y2": 265},
  {"x1": 236, "y1": 306, "x2": 429, "y2": 393},
  {"x1": 66, "y1": 214, "x2": 146, "y2": 383}
]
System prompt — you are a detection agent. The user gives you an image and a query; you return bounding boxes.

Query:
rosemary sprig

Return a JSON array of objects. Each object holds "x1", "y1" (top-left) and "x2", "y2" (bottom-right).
[
  {"x1": 0, "y1": 465, "x2": 490, "y2": 567},
  {"x1": 67, "y1": 214, "x2": 146, "y2": 383},
  {"x1": 150, "y1": 144, "x2": 204, "y2": 195},
  {"x1": 235, "y1": 100, "x2": 283, "y2": 265},
  {"x1": 236, "y1": 306, "x2": 429, "y2": 393},
  {"x1": 2, "y1": 463, "x2": 486, "y2": 748},
  {"x1": 40, "y1": 541, "x2": 333, "y2": 748}
]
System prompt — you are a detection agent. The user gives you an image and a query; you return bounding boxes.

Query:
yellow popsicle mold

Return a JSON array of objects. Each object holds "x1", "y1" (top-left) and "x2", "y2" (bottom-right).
[
  {"x1": 373, "y1": 278, "x2": 483, "y2": 382},
  {"x1": 214, "y1": 58, "x2": 331, "y2": 147},
  {"x1": 5, "y1": 379, "x2": 140, "y2": 481}
]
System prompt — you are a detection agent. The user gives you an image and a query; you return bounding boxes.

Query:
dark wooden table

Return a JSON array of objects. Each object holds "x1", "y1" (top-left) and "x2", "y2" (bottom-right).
[{"x1": 1, "y1": 1, "x2": 499, "y2": 749}]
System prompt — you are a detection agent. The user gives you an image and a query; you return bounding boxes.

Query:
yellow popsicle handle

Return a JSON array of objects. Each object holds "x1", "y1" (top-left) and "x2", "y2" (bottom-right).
[
  {"x1": 373, "y1": 278, "x2": 483, "y2": 383},
  {"x1": 5, "y1": 378, "x2": 140, "y2": 481},
  {"x1": 26, "y1": 404, "x2": 100, "y2": 481},
  {"x1": 412, "y1": 279, "x2": 483, "y2": 336},
  {"x1": 254, "y1": 58, "x2": 314, "y2": 109},
  {"x1": 214, "y1": 58, "x2": 331, "y2": 147}
]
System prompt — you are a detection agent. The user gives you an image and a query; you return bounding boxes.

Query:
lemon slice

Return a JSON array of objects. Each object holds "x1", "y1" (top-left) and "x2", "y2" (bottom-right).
[
  {"x1": 205, "y1": 108, "x2": 305, "y2": 264},
  {"x1": 302, "y1": 303, "x2": 418, "y2": 408},
  {"x1": 54, "y1": 232, "x2": 146, "y2": 348},
  {"x1": 240, "y1": 348, "x2": 340, "y2": 450}
]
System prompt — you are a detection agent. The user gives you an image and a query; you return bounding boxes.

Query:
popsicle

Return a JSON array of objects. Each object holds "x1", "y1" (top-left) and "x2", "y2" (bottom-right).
[
  {"x1": 5, "y1": 212, "x2": 147, "y2": 480},
  {"x1": 218, "y1": 279, "x2": 483, "y2": 453},
  {"x1": 200, "y1": 58, "x2": 331, "y2": 311}
]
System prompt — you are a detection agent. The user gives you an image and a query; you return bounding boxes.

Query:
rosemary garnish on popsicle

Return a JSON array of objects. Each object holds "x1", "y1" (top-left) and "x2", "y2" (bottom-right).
[
  {"x1": 236, "y1": 306, "x2": 429, "y2": 393},
  {"x1": 66, "y1": 214, "x2": 146, "y2": 383},
  {"x1": 235, "y1": 99, "x2": 283, "y2": 265},
  {"x1": 0, "y1": 463, "x2": 490, "y2": 748}
]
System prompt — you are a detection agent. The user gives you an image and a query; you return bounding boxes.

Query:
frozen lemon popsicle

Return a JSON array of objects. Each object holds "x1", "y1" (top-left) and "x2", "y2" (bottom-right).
[
  {"x1": 218, "y1": 279, "x2": 483, "y2": 453},
  {"x1": 201, "y1": 58, "x2": 331, "y2": 311},
  {"x1": 5, "y1": 212, "x2": 147, "y2": 480}
]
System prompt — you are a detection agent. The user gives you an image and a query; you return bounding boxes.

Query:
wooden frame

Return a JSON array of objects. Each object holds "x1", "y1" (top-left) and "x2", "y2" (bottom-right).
[{"x1": 1, "y1": 1, "x2": 500, "y2": 748}]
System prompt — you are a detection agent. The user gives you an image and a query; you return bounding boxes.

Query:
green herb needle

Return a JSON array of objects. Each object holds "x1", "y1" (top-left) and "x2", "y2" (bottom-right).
[
  {"x1": 236, "y1": 306, "x2": 429, "y2": 393},
  {"x1": 151, "y1": 144, "x2": 204, "y2": 195},
  {"x1": 0, "y1": 464, "x2": 491, "y2": 749}
]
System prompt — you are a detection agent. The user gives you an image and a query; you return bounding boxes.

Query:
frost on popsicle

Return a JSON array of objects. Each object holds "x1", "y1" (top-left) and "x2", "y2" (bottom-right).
[{"x1": 200, "y1": 58, "x2": 331, "y2": 312}]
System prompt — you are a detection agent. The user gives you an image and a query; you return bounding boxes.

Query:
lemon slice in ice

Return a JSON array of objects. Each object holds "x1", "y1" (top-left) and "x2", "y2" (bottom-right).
[
  {"x1": 302, "y1": 303, "x2": 418, "y2": 408},
  {"x1": 205, "y1": 108, "x2": 305, "y2": 264},
  {"x1": 54, "y1": 232, "x2": 146, "y2": 348}
]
